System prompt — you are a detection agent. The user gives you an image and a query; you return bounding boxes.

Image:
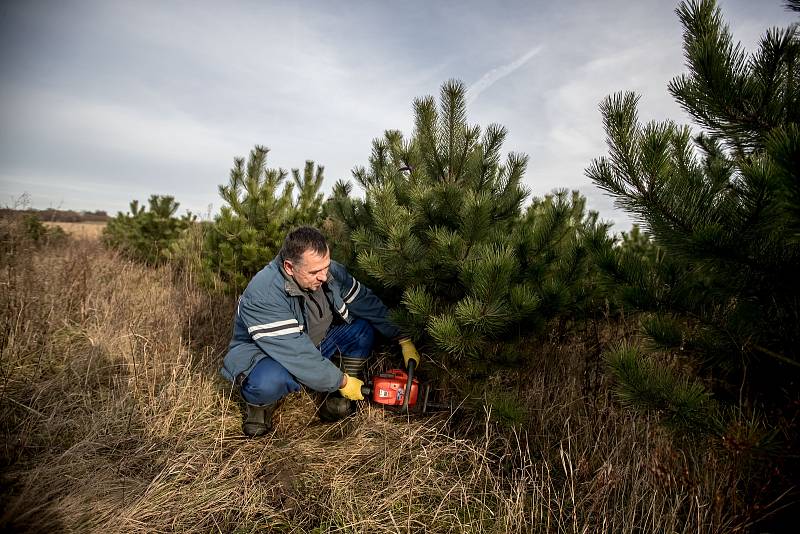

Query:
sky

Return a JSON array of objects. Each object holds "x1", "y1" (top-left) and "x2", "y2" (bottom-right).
[{"x1": 0, "y1": 0, "x2": 792, "y2": 232}]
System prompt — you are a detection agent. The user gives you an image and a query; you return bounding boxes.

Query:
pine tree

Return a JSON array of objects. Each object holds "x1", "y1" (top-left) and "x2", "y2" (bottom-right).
[
  {"x1": 334, "y1": 80, "x2": 608, "y2": 372},
  {"x1": 204, "y1": 145, "x2": 325, "y2": 293},
  {"x1": 322, "y1": 179, "x2": 372, "y2": 276},
  {"x1": 103, "y1": 195, "x2": 193, "y2": 265},
  {"x1": 21, "y1": 214, "x2": 67, "y2": 246},
  {"x1": 292, "y1": 160, "x2": 326, "y2": 227},
  {"x1": 515, "y1": 190, "x2": 608, "y2": 330},
  {"x1": 586, "y1": 0, "x2": 799, "y2": 436}
]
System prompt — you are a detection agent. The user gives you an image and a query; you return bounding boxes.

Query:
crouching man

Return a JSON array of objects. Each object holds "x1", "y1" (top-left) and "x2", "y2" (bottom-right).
[{"x1": 221, "y1": 226, "x2": 420, "y2": 436}]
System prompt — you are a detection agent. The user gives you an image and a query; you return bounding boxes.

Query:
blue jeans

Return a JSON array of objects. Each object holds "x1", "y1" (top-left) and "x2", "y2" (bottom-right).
[{"x1": 241, "y1": 318, "x2": 374, "y2": 405}]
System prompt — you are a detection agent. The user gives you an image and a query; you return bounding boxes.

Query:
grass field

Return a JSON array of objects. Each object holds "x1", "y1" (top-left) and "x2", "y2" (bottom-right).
[
  {"x1": 43, "y1": 221, "x2": 106, "y2": 239},
  {"x1": 0, "y1": 221, "x2": 764, "y2": 532}
]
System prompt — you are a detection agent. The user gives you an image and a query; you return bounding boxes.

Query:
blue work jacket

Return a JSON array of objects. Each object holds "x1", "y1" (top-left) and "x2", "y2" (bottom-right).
[{"x1": 221, "y1": 256, "x2": 401, "y2": 392}]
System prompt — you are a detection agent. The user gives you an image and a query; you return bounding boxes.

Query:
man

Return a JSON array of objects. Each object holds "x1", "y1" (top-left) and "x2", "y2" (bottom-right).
[{"x1": 221, "y1": 226, "x2": 421, "y2": 436}]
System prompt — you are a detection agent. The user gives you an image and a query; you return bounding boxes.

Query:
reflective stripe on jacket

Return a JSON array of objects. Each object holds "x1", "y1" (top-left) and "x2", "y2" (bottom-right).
[{"x1": 221, "y1": 256, "x2": 401, "y2": 392}]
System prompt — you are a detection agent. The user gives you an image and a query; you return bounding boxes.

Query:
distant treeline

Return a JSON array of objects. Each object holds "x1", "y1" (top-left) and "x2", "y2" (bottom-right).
[{"x1": 0, "y1": 208, "x2": 109, "y2": 223}]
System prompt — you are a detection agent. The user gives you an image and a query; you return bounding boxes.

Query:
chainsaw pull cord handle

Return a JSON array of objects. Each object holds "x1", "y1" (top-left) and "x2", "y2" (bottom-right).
[{"x1": 401, "y1": 358, "x2": 416, "y2": 414}]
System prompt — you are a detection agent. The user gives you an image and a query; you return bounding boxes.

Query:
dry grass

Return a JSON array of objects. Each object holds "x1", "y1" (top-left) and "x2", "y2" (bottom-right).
[
  {"x1": 43, "y1": 221, "x2": 106, "y2": 239},
  {"x1": 0, "y1": 223, "x2": 753, "y2": 533}
]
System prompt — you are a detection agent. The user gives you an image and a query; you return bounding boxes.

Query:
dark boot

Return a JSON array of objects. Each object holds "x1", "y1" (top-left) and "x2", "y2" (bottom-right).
[
  {"x1": 318, "y1": 395, "x2": 354, "y2": 422},
  {"x1": 243, "y1": 402, "x2": 276, "y2": 437}
]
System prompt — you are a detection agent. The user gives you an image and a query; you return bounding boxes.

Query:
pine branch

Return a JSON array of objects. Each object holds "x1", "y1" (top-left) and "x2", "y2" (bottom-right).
[
  {"x1": 441, "y1": 79, "x2": 468, "y2": 182},
  {"x1": 605, "y1": 342, "x2": 720, "y2": 435}
]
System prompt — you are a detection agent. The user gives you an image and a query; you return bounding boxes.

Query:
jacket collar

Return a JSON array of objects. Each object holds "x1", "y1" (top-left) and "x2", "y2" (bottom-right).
[{"x1": 278, "y1": 261, "x2": 305, "y2": 297}]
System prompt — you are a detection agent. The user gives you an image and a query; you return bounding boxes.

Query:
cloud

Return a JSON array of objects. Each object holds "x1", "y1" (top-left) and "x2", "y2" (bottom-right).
[
  {"x1": 1, "y1": 0, "x2": 790, "y2": 227},
  {"x1": 467, "y1": 45, "x2": 544, "y2": 105},
  {"x1": 0, "y1": 84, "x2": 242, "y2": 170}
]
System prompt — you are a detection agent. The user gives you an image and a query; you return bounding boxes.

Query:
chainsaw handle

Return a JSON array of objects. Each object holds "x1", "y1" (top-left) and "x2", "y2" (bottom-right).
[{"x1": 401, "y1": 359, "x2": 416, "y2": 414}]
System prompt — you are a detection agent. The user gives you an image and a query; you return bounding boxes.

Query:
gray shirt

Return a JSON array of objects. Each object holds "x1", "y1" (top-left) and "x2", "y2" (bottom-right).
[
  {"x1": 302, "y1": 285, "x2": 334, "y2": 347},
  {"x1": 280, "y1": 266, "x2": 333, "y2": 347}
]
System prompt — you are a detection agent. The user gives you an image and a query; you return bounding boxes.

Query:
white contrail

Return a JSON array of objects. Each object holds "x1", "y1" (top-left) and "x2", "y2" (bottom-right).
[{"x1": 467, "y1": 45, "x2": 544, "y2": 104}]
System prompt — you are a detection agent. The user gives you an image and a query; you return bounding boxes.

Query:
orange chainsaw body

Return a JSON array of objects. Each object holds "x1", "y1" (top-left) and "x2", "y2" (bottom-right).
[{"x1": 369, "y1": 369, "x2": 419, "y2": 407}]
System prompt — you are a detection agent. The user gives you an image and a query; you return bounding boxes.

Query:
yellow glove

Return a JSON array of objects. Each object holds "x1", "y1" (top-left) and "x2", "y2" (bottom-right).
[
  {"x1": 399, "y1": 338, "x2": 421, "y2": 369},
  {"x1": 338, "y1": 374, "x2": 364, "y2": 401}
]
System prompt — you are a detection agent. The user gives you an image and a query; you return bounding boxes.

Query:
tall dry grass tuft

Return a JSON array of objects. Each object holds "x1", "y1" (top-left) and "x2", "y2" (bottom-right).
[{"x1": 1, "y1": 220, "x2": 749, "y2": 532}]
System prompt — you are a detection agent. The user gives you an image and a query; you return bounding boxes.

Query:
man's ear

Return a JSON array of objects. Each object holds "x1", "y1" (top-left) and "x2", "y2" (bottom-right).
[{"x1": 283, "y1": 259, "x2": 294, "y2": 276}]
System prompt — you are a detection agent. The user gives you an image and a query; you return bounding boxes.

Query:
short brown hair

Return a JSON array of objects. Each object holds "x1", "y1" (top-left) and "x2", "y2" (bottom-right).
[{"x1": 279, "y1": 226, "x2": 328, "y2": 265}]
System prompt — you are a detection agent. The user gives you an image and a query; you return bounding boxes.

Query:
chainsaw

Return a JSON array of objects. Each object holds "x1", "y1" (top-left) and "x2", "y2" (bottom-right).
[{"x1": 360, "y1": 360, "x2": 448, "y2": 414}]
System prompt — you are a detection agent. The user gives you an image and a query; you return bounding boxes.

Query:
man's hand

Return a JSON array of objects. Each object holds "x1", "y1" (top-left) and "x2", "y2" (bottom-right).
[
  {"x1": 399, "y1": 338, "x2": 421, "y2": 369},
  {"x1": 339, "y1": 373, "x2": 364, "y2": 401}
]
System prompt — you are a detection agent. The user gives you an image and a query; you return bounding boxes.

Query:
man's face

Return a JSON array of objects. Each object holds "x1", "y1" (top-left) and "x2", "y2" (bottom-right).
[{"x1": 284, "y1": 248, "x2": 330, "y2": 292}]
